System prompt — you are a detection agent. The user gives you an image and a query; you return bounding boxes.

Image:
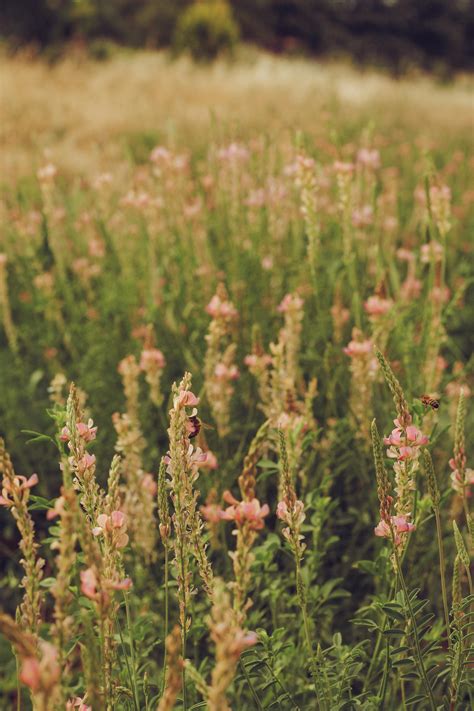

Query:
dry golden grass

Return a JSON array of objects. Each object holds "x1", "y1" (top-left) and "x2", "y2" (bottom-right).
[{"x1": 1, "y1": 48, "x2": 473, "y2": 180}]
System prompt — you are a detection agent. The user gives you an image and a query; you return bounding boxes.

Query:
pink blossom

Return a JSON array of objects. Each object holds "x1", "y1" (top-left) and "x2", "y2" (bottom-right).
[
  {"x1": 220, "y1": 491, "x2": 270, "y2": 531},
  {"x1": 92, "y1": 511, "x2": 129, "y2": 548},
  {"x1": 244, "y1": 353, "x2": 272, "y2": 369},
  {"x1": 343, "y1": 339, "x2": 372, "y2": 357},
  {"x1": 420, "y1": 241, "x2": 443, "y2": 264},
  {"x1": 364, "y1": 295, "x2": 393, "y2": 316},
  {"x1": 214, "y1": 362, "x2": 240, "y2": 381},
  {"x1": 67, "y1": 697, "x2": 92, "y2": 711},
  {"x1": 0, "y1": 474, "x2": 39, "y2": 507},
  {"x1": 334, "y1": 161, "x2": 354, "y2": 174},
  {"x1": 140, "y1": 348, "x2": 166, "y2": 370},
  {"x1": 200, "y1": 450, "x2": 218, "y2": 469},
  {"x1": 217, "y1": 142, "x2": 250, "y2": 163},
  {"x1": 231, "y1": 630, "x2": 258, "y2": 657},
  {"x1": 80, "y1": 568, "x2": 98, "y2": 599},
  {"x1": 20, "y1": 657, "x2": 41, "y2": 691},
  {"x1": 375, "y1": 514, "x2": 415, "y2": 544},
  {"x1": 201, "y1": 503, "x2": 223, "y2": 523},
  {"x1": 46, "y1": 496, "x2": 66, "y2": 520},
  {"x1": 277, "y1": 293, "x2": 304, "y2": 313},
  {"x1": 77, "y1": 453, "x2": 96, "y2": 474},
  {"x1": 150, "y1": 145, "x2": 171, "y2": 164},
  {"x1": 174, "y1": 390, "x2": 200, "y2": 409},
  {"x1": 76, "y1": 420, "x2": 98, "y2": 443},
  {"x1": 205, "y1": 294, "x2": 238, "y2": 320},
  {"x1": 356, "y1": 148, "x2": 380, "y2": 170},
  {"x1": 142, "y1": 473, "x2": 157, "y2": 496},
  {"x1": 109, "y1": 577, "x2": 133, "y2": 591},
  {"x1": 352, "y1": 205, "x2": 373, "y2": 228}
]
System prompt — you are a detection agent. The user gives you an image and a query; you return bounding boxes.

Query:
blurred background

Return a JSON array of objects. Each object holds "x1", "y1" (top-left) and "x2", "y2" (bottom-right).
[{"x1": 1, "y1": 0, "x2": 473, "y2": 75}]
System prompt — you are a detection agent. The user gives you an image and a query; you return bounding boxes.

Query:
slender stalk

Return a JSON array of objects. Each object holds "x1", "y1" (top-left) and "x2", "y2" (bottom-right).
[
  {"x1": 434, "y1": 508, "x2": 451, "y2": 648},
  {"x1": 393, "y1": 545, "x2": 436, "y2": 711},
  {"x1": 239, "y1": 658, "x2": 264, "y2": 711},
  {"x1": 161, "y1": 545, "x2": 169, "y2": 696},
  {"x1": 117, "y1": 614, "x2": 139, "y2": 711},
  {"x1": 123, "y1": 592, "x2": 140, "y2": 711},
  {"x1": 296, "y1": 559, "x2": 327, "y2": 711}
]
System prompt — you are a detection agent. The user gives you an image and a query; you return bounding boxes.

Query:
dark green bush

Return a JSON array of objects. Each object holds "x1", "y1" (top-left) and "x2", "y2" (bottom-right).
[{"x1": 174, "y1": 0, "x2": 239, "y2": 62}]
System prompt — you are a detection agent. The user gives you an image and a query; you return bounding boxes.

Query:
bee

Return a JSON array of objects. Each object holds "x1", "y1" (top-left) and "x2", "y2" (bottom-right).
[
  {"x1": 188, "y1": 415, "x2": 214, "y2": 439},
  {"x1": 420, "y1": 395, "x2": 440, "y2": 410}
]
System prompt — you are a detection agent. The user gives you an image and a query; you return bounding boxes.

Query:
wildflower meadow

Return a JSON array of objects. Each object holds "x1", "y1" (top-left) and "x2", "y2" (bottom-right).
[{"x1": 0, "y1": 49, "x2": 473, "y2": 711}]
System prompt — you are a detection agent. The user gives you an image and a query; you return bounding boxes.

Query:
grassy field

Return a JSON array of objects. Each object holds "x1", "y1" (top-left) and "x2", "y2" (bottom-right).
[{"x1": 0, "y1": 50, "x2": 473, "y2": 710}]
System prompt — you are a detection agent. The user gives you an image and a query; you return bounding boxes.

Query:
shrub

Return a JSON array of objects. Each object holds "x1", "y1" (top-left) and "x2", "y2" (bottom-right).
[{"x1": 174, "y1": 0, "x2": 239, "y2": 62}]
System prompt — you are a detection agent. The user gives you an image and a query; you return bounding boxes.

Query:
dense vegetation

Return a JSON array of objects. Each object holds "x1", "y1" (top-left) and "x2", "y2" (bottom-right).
[
  {"x1": 0, "y1": 51, "x2": 473, "y2": 710},
  {"x1": 1, "y1": 0, "x2": 473, "y2": 72}
]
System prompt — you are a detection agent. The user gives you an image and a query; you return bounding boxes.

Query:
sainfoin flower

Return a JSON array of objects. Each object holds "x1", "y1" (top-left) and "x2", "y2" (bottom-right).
[
  {"x1": 364, "y1": 295, "x2": 393, "y2": 316},
  {"x1": 343, "y1": 338, "x2": 372, "y2": 357},
  {"x1": 449, "y1": 457, "x2": 474, "y2": 496},
  {"x1": 219, "y1": 491, "x2": 270, "y2": 530},
  {"x1": 20, "y1": 640, "x2": 60, "y2": 693},
  {"x1": 205, "y1": 294, "x2": 238, "y2": 320},
  {"x1": 92, "y1": 510, "x2": 129, "y2": 548},
  {"x1": 139, "y1": 348, "x2": 166, "y2": 370},
  {"x1": 384, "y1": 421, "x2": 429, "y2": 461},
  {"x1": 174, "y1": 389, "x2": 199, "y2": 409},
  {"x1": 0, "y1": 473, "x2": 38, "y2": 507},
  {"x1": 374, "y1": 514, "x2": 415, "y2": 544},
  {"x1": 60, "y1": 419, "x2": 97, "y2": 443}
]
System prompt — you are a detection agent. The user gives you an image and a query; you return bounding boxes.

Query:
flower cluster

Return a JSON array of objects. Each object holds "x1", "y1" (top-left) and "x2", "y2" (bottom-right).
[
  {"x1": 374, "y1": 514, "x2": 416, "y2": 545},
  {"x1": 92, "y1": 510, "x2": 129, "y2": 549},
  {"x1": 140, "y1": 346, "x2": 166, "y2": 406},
  {"x1": 219, "y1": 490, "x2": 270, "y2": 532},
  {"x1": 384, "y1": 420, "x2": 429, "y2": 462}
]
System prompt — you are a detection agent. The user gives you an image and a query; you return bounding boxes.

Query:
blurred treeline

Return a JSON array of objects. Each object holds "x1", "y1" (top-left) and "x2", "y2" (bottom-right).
[{"x1": 1, "y1": 0, "x2": 473, "y2": 72}]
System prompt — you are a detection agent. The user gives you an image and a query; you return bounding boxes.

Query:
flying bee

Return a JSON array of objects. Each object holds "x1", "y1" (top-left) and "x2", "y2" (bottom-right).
[
  {"x1": 187, "y1": 415, "x2": 214, "y2": 439},
  {"x1": 420, "y1": 395, "x2": 440, "y2": 410}
]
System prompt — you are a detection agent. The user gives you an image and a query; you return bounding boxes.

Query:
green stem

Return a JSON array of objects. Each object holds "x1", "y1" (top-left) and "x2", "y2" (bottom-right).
[
  {"x1": 239, "y1": 657, "x2": 264, "y2": 710},
  {"x1": 123, "y1": 592, "x2": 140, "y2": 711},
  {"x1": 117, "y1": 615, "x2": 139, "y2": 711},
  {"x1": 296, "y1": 558, "x2": 326, "y2": 711},
  {"x1": 161, "y1": 545, "x2": 169, "y2": 696},
  {"x1": 393, "y1": 545, "x2": 436, "y2": 711},
  {"x1": 434, "y1": 507, "x2": 451, "y2": 648}
]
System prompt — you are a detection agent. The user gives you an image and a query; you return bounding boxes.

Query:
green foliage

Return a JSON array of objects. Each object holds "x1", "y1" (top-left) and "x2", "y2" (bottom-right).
[{"x1": 174, "y1": 1, "x2": 240, "y2": 62}]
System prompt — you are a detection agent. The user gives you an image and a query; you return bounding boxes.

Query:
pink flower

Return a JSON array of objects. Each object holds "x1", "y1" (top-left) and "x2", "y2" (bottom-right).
[
  {"x1": 140, "y1": 348, "x2": 166, "y2": 370},
  {"x1": 201, "y1": 503, "x2": 223, "y2": 523},
  {"x1": 356, "y1": 148, "x2": 380, "y2": 170},
  {"x1": 46, "y1": 496, "x2": 66, "y2": 520},
  {"x1": 334, "y1": 161, "x2": 354, "y2": 174},
  {"x1": 214, "y1": 363, "x2": 240, "y2": 381},
  {"x1": 92, "y1": 511, "x2": 129, "y2": 548},
  {"x1": 200, "y1": 450, "x2": 218, "y2": 469},
  {"x1": 174, "y1": 390, "x2": 200, "y2": 409},
  {"x1": 67, "y1": 697, "x2": 92, "y2": 711},
  {"x1": 142, "y1": 473, "x2": 157, "y2": 496},
  {"x1": 277, "y1": 293, "x2": 304, "y2": 313},
  {"x1": 76, "y1": 420, "x2": 98, "y2": 442},
  {"x1": 364, "y1": 295, "x2": 393, "y2": 316},
  {"x1": 80, "y1": 568, "x2": 98, "y2": 599},
  {"x1": 375, "y1": 515, "x2": 415, "y2": 544},
  {"x1": 0, "y1": 474, "x2": 39, "y2": 507},
  {"x1": 406, "y1": 425, "x2": 429, "y2": 446},
  {"x1": 205, "y1": 295, "x2": 238, "y2": 320},
  {"x1": 352, "y1": 205, "x2": 373, "y2": 228},
  {"x1": 231, "y1": 630, "x2": 258, "y2": 657},
  {"x1": 20, "y1": 657, "x2": 41, "y2": 691},
  {"x1": 76, "y1": 453, "x2": 96, "y2": 474},
  {"x1": 343, "y1": 339, "x2": 372, "y2": 357},
  {"x1": 244, "y1": 353, "x2": 272, "y2": 369},
  {"x1": 109, "y1": 577, "x2": 133, "y2": 591},
  {"x1": 220, "y1": 491, "x2": 270, "y2": 531},
  {"x1": 420, "y1": 241, "x2": 443, "y2": 264}
]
